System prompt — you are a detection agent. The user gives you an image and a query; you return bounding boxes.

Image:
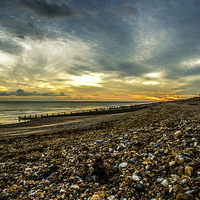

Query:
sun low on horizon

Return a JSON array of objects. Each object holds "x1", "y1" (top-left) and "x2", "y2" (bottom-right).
[{"x1": 0, "y1": 0, "x2": 200, "y2": 102}]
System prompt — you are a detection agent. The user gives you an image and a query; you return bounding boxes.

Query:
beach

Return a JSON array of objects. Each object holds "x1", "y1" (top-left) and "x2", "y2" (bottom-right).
[{"x1": 0, "y1": 98, "x2": 200, "y2": 199}]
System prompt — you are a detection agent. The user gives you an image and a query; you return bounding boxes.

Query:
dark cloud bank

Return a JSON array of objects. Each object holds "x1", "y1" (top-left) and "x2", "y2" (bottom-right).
[
  {"x1": 0, "y1": 89, "x2": 65, "y2": 97},
  {"x1": 18, "y1": 0, "x2": 75, "y2": 18}
]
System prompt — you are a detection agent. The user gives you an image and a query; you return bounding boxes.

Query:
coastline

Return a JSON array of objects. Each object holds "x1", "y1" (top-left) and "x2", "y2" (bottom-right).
[
  {"x1": 0, "y1": 98, "x2": 200, "y2": 199},
  {"x1": 0, "y1": 108, "x2": 150, "y2": 140},
  {"x1": 0, "y1": 101, "x2": 149, "y2": 126}
]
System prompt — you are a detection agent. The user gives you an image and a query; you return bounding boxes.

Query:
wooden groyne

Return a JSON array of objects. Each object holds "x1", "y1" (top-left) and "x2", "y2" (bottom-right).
[{"x1": 18, "y1": 101, "x2": 166, "y2": 121}]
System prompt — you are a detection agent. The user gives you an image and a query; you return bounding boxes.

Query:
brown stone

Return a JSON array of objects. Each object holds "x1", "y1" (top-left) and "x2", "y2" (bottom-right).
[
  {"x1": 169, "y1": 160, "x2": 176, "y2": 167},
  {"x1": 164, "y1": 149, "x2": 169, "y2": 154},
  {"x1": 174, "y1": 130, "x2": 182, "y2": 138},
  {"x1": 79, "y1": 183, "x2": 87, "y2": 187},
  {"x1": 103, "y1": 161, "x2": 110, "y2": 169},
  {"x1": 184, "y1": 166, "x2": 193, "y2": 177},
  {"x1": 91, "y1": 194, "x2": 100, "y2": 200},
  {"x1": 120, "y1": 181, "x2": 126, "y2": 187},
  {"x1": 177, "y1": 167, "x2": 184, "y2": 176}
]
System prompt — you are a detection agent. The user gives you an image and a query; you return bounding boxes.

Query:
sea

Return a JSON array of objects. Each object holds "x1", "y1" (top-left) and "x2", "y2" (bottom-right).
[{"x1": 0, "y1": 101, "x2": 151, "y2": 125}]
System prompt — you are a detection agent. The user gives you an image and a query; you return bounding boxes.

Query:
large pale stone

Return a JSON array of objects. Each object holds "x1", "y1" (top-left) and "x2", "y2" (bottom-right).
[{"x1": 161, "y1": 179, "x2": 169, "y2": 187}]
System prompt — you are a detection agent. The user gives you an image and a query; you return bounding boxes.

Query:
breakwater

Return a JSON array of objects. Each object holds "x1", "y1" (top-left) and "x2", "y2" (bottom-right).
[{"x1": 18, "y1": 101, "x2": 167, "y2": 121}]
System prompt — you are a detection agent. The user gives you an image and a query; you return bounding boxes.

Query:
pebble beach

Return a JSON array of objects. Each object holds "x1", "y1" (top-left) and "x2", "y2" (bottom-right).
[{"x1": 0, "y1": 98, "x2": 200, "y2": 200}]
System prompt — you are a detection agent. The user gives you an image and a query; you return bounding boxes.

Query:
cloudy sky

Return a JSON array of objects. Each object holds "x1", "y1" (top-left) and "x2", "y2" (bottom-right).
[{"x1": 0, "y1": 0, "x2": 200, "y2": 101}]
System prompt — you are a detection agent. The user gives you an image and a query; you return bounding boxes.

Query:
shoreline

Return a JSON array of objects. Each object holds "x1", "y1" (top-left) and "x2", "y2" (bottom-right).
[
  {"x1": 0, "y1": 108, "x2": 151, "y2": 140},
  {"x1": 0, "y1": 98, "x2": 199, "y2": 140},
  {"x1": 0, "y1": 101, "x2": 151, "y2": 126},
  {"x1": 0, "y1": 98, "x2": 200, "y2": 199}
]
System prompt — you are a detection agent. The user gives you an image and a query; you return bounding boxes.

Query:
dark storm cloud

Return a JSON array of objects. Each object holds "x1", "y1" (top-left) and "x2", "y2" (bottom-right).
[
  {"x1": 17, "y1": 35, "x2": 25, "y2": 39},
  {"x1": 163, "y1": 64, "x2": 200, "y2": 81},
  {"x1": 99, "y1": 59, "x2": 152, "y2": 77},
  {"x1": 0, "y1": 39, "x2": 23, "y2": 55},
  {"x1": 0, "y1": 89, "x2": 66, "y2": 96},
  {"x1": 184, "y1": 66, "x2": 200, "y2": 77},
  {"x1": 118, "y1": 62, "x2": 152, "y2": 77},
  {"x1": 65, "y1": 65, "x2": 95, "y2": 76},
  {"x1": 172, "y1": 78, "x2": 200, "y2": 95},
  {"x1": 26, "y1": 22, "x2": 34, "y2": 29},
  {"x1": 0, "y1": 12, "x2": 42, "y2": 42},
  {"x1": 18, "y1": 0, "x2": 75, "y2": 18}
]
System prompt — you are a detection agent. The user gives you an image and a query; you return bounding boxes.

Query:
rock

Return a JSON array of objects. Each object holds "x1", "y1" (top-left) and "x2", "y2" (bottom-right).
[
  {"x1": 132, "y1": 183, "x2": 146, "y2": 191},
  {"x1": 164, "y1": 149, "x2": 169, "y2": 154},
  {"x1": 132, "y1": 174, "x2": 140, "y2": 181},
  {"x1": 103, "y1": 162, "x2": 110, "y2": 169},
  {"x1": 176, "y1": 193, "x2": 184, "y2": 200},
  {"x1": 184, "y1": 157, "x2": 192, "y2": 162},
  {"x1": 174, "y1": 130, "x2": 182, "y2": 138},
  {"x1": 91, "y1": 194, "x2": 101, "y2": 200},
  {"x1": 185, "y1": 189, "x2": 199, "y2": 195},
  {"x1": 96, "y1": 139, "x2": 105, "y2": 144},
  {"x1": 71, "y1": 185, "x2": 79, "y2": 189},
  {"x1": 86, "y1": 174, "x2": 93, "y2": 182},
  {"x1": 129, "y1": 158, "x2": 136, "y2": 164},
  {"x1": 175, "y1": 155, "x2": 184, "y2": 164},
  {"x1": 109, "y1": 148, "x2": 113, "y2": 152},
  {"x1": 183, "y1": 152, "x2": 191, "y2": 157},
  {"x1": 179, "y1": 178, "x2": 188, "y2": 185},
  {"x1": 82, "y1": 145, "x2": 90, "y2": 151},
  {"x1": 194, "y1": 141, "x2": 198, "y2": 147},
  {"x1": 184, "y1": 166, "x2": 193, "y2": 177},
  {"x1": 157, "y1": 177, "x2": 164, "y2": 182},
  {"x1": 79, "y1": 183, "x2": 87, "y2": 187},
  {"x1": 161, "y1": 179, "x2": 169, "y2": 187},
  {"x1": 77, "y1": 156, "x2": 83, "y2": 161},
  {"x1": 177, "y1": 167, "x2": 184, "y2": 176},
  {"x1": 117, "y1": 144, "x2": 126, "y2": 151},
  {"x1": 107, "y1": 195, "x2": 115, "y2": 200},
  {"x1": 169, "y1": 160, "x2": 176, "y2": 167},
  {"x1": 120, "y1": 181, "x2": 126, "y2": 187},
  {"x1": 119, "y1": 162, "x2": 127, "y2": 169},
  {"x1": 133, "y1": 141, "x2": 143, "y2": 147}
]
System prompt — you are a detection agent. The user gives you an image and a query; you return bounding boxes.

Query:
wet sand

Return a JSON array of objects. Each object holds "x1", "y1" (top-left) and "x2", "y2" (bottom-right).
[{"x1": 0, "y1": 109, "x2": 149, "y2": 140}]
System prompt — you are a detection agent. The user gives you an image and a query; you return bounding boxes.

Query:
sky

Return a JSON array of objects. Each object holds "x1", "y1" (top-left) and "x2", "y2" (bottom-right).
[{"x1": 0, "y1": 0, "x2": 200, "y2": 101}]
